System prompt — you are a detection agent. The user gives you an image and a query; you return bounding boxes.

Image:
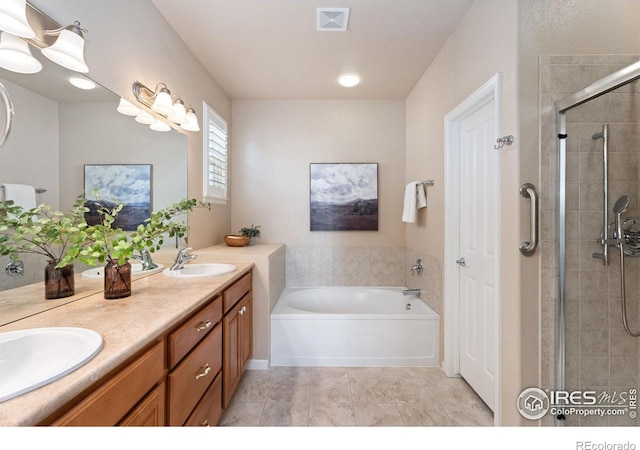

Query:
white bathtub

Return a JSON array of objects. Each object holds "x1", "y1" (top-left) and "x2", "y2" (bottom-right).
[{"x1": 270, "y1": 286, "x2": 439, "y2": 367}]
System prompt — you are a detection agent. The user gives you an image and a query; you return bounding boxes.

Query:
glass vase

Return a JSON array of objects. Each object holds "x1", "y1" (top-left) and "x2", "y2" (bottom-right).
[
  {"x1": 103, "y1": 260, "x2": 132, "y2": 299},
  {"x1": 44, "y1": 261, "x2": 75, "y2": 299}
]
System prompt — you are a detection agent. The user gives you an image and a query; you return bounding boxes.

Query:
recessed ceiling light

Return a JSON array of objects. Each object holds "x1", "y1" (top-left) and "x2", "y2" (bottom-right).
[
  {"x1": 69, "y1": 77, "x2": 95, "y2": 90},
  {"x1": 338, "y1": 74, "x2": 360, "y2": 87}
]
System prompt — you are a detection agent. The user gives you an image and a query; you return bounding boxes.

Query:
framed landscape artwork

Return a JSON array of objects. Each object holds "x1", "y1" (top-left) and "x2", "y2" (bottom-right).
[
  {"x1": 84, "y1": 164, "x2": 152, "y2": 231},
  {"x1": 309, "y1": 163, "x2": 378, "y2": 231}
]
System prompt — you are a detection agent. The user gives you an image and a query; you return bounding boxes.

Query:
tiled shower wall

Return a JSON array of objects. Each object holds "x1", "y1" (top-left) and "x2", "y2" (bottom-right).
[
  {"x1": 540, "y1": 55, "x2": 640, "y2": 426},
  {"x1": 285, "y1": 246, "x2": 406, "y2": 286}
]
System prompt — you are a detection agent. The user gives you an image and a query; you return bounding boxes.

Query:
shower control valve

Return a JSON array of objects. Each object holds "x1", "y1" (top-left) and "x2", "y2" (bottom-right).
[{"x1": 410, "y1": 258, "x2": 424, "y2": 276}]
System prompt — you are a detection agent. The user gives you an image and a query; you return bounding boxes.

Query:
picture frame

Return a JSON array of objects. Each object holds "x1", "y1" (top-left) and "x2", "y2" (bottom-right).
[
  {"x1": 309, "y1": 163, "x2": 378, "y2": 231},
  {"x1": 84, "y1": 164, "x2": 153, "y2": 231}
]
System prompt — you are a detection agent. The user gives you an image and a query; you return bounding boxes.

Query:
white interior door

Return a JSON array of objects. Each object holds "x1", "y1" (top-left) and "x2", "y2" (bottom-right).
[{"x1": 457, "y1": 100, "x2": 497, "y2": 410}]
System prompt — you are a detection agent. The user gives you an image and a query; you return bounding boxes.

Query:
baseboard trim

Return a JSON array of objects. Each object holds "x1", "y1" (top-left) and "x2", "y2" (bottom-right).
[{"x1": 246, "y1": 359, "x2": 269, "y2": 370}]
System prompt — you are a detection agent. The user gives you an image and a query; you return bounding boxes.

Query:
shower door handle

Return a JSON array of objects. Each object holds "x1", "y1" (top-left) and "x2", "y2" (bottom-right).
[{"x1": 519, "y1": 183, "x2": 538, "y2": 256}]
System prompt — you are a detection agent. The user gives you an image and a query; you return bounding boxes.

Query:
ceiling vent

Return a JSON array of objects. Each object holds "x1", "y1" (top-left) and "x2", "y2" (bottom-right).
[{"x1": 316, "y1": 7, "x2": 350, "y2": 32}]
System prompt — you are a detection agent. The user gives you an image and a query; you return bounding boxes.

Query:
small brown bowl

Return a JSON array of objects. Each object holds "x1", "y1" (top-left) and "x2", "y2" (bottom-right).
[{"x1": 224, "y1": 234, "x2": 249, "y2": 247}]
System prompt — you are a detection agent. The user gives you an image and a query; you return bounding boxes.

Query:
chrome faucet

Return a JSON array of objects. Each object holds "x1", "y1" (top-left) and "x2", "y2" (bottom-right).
[
  {"x1": 411, "y1": 258, "x2": 424, "y2": 276},
  {"x1": 170, "y1": 247, "x2": 198, "y2": 271},
  {"x1": 403, "y1": 288, "x2": 421, "y2": 296},
  {"x1": 132, "y1": 248, "x2": 158, "y2": 271}
]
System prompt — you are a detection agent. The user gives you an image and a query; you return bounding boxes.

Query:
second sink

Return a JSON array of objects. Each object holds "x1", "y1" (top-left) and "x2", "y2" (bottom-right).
[{"x1": 162, "y1": 263, "x2": 236, "y2": 278}]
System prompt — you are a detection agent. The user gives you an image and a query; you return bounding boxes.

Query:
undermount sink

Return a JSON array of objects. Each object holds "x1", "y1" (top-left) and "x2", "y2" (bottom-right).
[
  {"x1": 81, "y1": 262, "x2": 164, "y2": 278},
  {"x1": 0, "y1": 327, "x2": 103, "y2": 403},
  {"x1": 162, "y1": 263, "x2": 236, "y2": 278}
]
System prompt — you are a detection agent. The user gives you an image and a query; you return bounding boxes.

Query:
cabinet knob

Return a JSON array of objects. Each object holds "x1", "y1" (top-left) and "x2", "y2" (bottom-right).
[
  {"x1": 195, "y1": 320, "x2": 212, "y2": 332},
  {"x1": 195, "y1": 363, "x2": 211, "y2": 380},
  {"x1": 238, "y1": 307, "x2": 244, "y2": 316}
]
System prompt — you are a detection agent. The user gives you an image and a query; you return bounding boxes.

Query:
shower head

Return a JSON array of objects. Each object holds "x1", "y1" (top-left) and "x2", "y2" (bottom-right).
[
  {"x1": 613, "y1": 195, "x2": 630, "y2": 241},
  {"x1": 614, "y1": 195, "x2": 630, "y2": 215}
]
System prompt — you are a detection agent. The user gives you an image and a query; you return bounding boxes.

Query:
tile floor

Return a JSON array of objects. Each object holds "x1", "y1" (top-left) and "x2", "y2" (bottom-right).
[{"x1": 219, "y1": 366, "x2": 493, "y2": 426}]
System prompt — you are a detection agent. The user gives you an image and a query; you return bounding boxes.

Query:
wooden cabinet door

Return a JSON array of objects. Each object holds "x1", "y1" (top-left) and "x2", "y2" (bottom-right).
[
  {"x1": 239, "y1": 293, "x2": 253, "y2": 370},
  {"x1": 51, "y1": 341, "x2": 164, "y2": 426},
  {"x1": 222, "y1": 292, "x2": 253, "y2": 408},
  {"x1": 223, "y1": 303, "x2": 241, "y2": 408},
  {"x1": 119, "y1": 382, "x2": 166, "y2": 426}
]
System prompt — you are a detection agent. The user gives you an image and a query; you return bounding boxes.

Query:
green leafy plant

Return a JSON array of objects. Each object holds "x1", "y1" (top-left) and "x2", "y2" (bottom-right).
[
  {"x1": 79, "y1": 195, "x2": 208, "y2": 267},
  {"x1": 239, "y1": 224, "x2": 261, "y2": 239},
  {"x1": 0, "y1": 195, "x2": 91, "y2": 268}
]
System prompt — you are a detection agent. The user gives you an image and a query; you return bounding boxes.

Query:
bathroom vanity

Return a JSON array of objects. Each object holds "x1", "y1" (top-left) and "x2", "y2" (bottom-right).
[{"x1": 0, "y1": 258, "x2": 254, "y2": 426}]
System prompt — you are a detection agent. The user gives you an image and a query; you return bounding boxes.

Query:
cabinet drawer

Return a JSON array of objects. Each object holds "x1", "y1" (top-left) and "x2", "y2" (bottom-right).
[
  {"x1": 184, "y1": 372, "x2": 222, "y2": 427},
  {"x1": 223, "y1": 271, "x2": 251, "y2": 314},
  {"x1": 52, "y1": 341, "x2": 164, "y2": 426},
  {"x1": 168, "y1": 322, "x2": 222, "y2": 426},
  {"x1": 168, "y1": 296, "x2": 222, "y2": 369}
]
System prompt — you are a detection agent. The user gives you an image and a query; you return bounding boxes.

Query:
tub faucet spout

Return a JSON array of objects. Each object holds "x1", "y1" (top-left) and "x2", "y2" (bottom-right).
[{"x1": 403, "y1": 288, "x2": 421, "y2": 296}]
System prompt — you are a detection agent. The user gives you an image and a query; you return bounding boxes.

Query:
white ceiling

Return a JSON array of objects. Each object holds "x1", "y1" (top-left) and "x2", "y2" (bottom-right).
[{"x1": 151, "y1": 0, "x2": 475, "y2": 100}]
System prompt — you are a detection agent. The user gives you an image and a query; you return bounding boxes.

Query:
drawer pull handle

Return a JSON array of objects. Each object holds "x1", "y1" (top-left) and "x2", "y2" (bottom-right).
[
  {"x1": 196, "y1": 320, "x2": 212, "y2": 332},
  {"x1": 200, "y1": 418, "x2": 209, "y2": 427},
  {"x1": 195, "y1": 364, "x2": 211, "y2": 380}
]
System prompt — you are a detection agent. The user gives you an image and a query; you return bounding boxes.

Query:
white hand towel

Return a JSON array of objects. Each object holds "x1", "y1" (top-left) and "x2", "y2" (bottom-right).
[
  {"x1": 402, "y1": 181, "x2": 419, "y2": 223},
  {"x1": 417, "y1": 183, "x2": 427, "y2": 209},
  {"x1": 2, "y1": 183, "x2": 37, "y2": 210}
]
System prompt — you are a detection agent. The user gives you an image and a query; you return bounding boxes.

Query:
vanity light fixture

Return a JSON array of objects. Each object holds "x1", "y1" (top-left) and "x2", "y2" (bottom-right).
[
  {"x1": 132, "y1": 80, "x2": 199, "y2": 132},
  {"x1": 116, "y1": 98, "x2": 142, "y2": 116},
  {"x1": 0, "y1": 0, "x2": 36, "y2": 38},
  {"x1": 149, "y1": 83, "x2": 173, "y2": 116},
  {"x1": 167, "y1": 95, "x2": 187, "y2": 125},
  {"x1": 149, "y1": 119, "x2": 171, "y2": 132},
  {"x1": 0, "y1": 3, "x2": 90, "y2": 75},
  {"x1": 134, "y1": 111, "x2": 156, "y2": 125},
  {"x1": 41, "y1": 21, "x2": 89, "y2": 73},
  {"x1": 180, "y1": 106, "x2": 200, "y2": 132},
  {"x1": 0, "y1": 31, "x2": 41, "y2": 73}
]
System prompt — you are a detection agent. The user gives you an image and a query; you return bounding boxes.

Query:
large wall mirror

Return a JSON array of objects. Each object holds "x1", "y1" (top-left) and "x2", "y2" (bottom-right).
[{"x1": 0, "y1": 45, "x2": 188, "y2": 299}]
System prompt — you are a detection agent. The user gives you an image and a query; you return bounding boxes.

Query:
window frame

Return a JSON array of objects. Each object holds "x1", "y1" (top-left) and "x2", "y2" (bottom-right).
[{"x1": 202, "y1": 102, "x2": 228, "y2": 205}]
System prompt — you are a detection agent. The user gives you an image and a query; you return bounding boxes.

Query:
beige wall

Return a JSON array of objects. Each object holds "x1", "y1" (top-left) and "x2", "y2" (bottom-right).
[
  {"x1": 231, "y1": 100, "x2": 405, "y2": 247},
  {"x1": 58, "y1": 101, "x2": 187, "y2": 216},
  {"x1": 405, "y1": 0, "x2": 522, "y2": 425},
  {"x1": 32, "y1": 0, "x2": 232, "y2": 248},
  {"x1": 231, "y1": 100, "x2": 407, "y2": 286}
]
